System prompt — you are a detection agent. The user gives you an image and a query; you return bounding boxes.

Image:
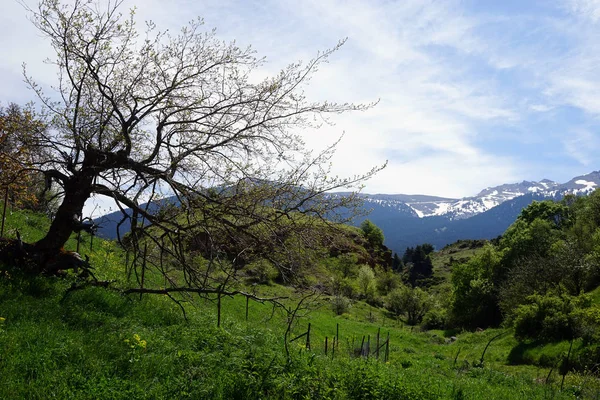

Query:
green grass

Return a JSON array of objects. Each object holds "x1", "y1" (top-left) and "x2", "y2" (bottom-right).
[
  {"x1": 0, "y1": 208, "x2": 599, "y2": 399},
  {"x1": 2, "y1": 276, "x2": 595, "y2": 399}
]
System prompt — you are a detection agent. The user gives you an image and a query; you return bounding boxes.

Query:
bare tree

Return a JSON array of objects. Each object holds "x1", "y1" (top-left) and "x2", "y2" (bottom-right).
[{"x1": 17, "y1": 0, "x2": 383, "y2": 288}]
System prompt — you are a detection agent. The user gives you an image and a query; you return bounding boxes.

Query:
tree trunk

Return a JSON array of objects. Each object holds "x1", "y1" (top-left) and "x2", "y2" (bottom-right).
[{"x1": 35, "y1": 174, "x2": 92, "y2": 252}]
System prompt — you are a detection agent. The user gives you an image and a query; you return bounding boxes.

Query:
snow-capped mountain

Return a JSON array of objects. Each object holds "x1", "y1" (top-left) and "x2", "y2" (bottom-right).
[
  {"x1": 348, "y1": 171, "x2": 600, "y2": 253},
  {"x1": 360, "y1": 172, "x2": 600, "y2": 221},
  {"x1": 554, "y1": 171, "x2": 600, "y2": 195},
  {"x1": 95, "y1": 170, "x2": 600, "y2": 255}
]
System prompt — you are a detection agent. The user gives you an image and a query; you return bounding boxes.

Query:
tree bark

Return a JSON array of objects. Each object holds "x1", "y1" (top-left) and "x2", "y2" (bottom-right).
[{"x1": 35, "y1": 173, "x2": 93, "y2": 252}]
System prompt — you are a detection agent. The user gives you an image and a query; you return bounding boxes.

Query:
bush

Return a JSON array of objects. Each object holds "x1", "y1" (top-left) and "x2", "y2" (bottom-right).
[
  {"x1": 573, "y1": 306, "x2": 600, "y2": 344},
  {"x1": 422, "y1": 308, "x2": 447, "y2": 330},
  {"x1": 330, "y1": 295, "x2": 352, "y2": 315},
  {"x1": 376, "y1": 268, "x2": 402, "y2": 295},
  {"x1": 246, "y1": 260, "x2": 279, "y2": 284},
  {"x1": 328, "y1": 275, "x2": 359, "y2": 299},
  {"x1": 360, "y1": 220, "x2": 384, "y2": 247},
  {"x1": 386, "y1": 286, "x2": 431, "y2": 325},
  {"x1": 513, "y1": 293, "x2": 591, "y2": 342},
  {"x1": 357, "y1": 265, "x2": 377, "y2": 300}
]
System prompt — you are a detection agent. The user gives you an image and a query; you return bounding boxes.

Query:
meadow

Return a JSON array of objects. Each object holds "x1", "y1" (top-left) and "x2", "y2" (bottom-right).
[{"x1": 0, "y1": 208, "x2": 598, "y2": 399}]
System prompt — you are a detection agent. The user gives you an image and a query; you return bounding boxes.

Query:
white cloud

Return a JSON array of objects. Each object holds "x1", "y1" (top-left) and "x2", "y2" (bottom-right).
[
  {"x1": 563, "y1": 128, "x2": 600, "y2": 166},
  {"x1": 4, "y1": 0, "x2": 600, "y2": 207},
  {"x1": 565, "y1": 0, "x2": 600, "y2": 21}
]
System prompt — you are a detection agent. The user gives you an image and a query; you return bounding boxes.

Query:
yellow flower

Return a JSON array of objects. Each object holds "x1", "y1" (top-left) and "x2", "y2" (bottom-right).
[{"x1": 0, "y1": 317, "x2": 5, "y2": 323}]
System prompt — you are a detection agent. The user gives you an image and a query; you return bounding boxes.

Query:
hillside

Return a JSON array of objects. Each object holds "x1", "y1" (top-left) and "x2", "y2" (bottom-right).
[{"x1": 2, "y1": 206, "x2": 600, "y2": 398}]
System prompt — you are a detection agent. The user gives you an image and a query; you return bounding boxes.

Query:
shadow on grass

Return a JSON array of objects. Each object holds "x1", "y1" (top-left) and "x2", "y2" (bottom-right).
[{"x1": 506, "y1": 340, "x2": 545, "y2": 365}]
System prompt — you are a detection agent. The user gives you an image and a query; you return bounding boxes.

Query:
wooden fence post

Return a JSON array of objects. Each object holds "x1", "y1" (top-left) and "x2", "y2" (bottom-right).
[
  {"x1": 325, "y1": 336, "x2": 328, "y2": 356},
  {"x1": 360, "y1": 335, "x2": 365, "y2": 357},
  {"x1": 306, "y1": 323, "x2": 311, "y2": 350},
  {"x1": 245, "y1": 296, "x2": 249, "y2": 321}
]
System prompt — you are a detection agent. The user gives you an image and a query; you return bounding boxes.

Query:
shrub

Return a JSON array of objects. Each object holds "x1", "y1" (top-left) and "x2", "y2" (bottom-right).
[
  {"x1": 513, "y1": 292, "x2": 591, "y2": 342},
  {"x1": 329, "y1": 275, "x2": 359, "y2": 299},
  {"x1": 386, "y1": 286, "x2": 431, "y2": 325},
  {"x1": 246, "y1": 260, "x2": 279, "y2": 284},
  {"x1": 357, "y1": 265, "x2": 377, "y2": 300},
  {"x1": 376, "y1": 268, "x2": 402, "y2": 295},
  {"x1": 422, "y1": 308, "x2": 447, "y2": 330},
  {"x1": 330, "y1": 295, "x2": 352, "y2": 315},
  {"x1": 360, "y1": 220, "x2": 384, "y2": 247}
]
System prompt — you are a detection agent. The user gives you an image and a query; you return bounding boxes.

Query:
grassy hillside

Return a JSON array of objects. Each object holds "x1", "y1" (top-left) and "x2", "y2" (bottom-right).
[{"x1": 0, "y1": 208, "x2": 599, "y2": 399}]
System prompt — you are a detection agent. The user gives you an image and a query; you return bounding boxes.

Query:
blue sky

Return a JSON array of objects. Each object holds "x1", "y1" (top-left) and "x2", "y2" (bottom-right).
[{"x1": 2, "y1": 0, "x2": 600, "y2": 204}]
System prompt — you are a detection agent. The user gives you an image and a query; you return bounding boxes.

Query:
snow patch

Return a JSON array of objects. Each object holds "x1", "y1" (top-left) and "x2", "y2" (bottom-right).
[{"x1": 575, "y1": 179, "x2": 597, "y2": 188}]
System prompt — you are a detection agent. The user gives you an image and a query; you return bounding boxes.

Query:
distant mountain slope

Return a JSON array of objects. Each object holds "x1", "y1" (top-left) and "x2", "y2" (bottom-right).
[{"x1": 94, "y1": 171, "x2": 600, "y2": 255}]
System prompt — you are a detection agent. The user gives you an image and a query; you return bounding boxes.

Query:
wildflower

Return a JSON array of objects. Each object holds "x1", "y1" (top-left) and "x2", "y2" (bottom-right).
[{"x1": 0, "y1": 317, "x2": 5, "y2": 323}]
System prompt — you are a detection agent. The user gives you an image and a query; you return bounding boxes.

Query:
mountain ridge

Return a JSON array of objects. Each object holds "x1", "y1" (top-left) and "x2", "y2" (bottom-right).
[{"x1": 95, "y1": 171, "x2": 600, "y2": 254}]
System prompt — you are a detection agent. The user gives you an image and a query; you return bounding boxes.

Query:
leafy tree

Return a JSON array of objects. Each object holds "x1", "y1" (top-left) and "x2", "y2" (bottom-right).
[
  {"x1": 402, "y1": 244, "x2": 433, "y2": 286},
  {"x1": 450, "y1": 245, "x2": 502, "y2": 328},
  {"x1": 13, "y1": 0, "x2": 383, "y2": 282},
  {"x1": 386, "y1": 286, "x2": 431, "y2": 325},
  {"x1": 360, "y1": 219, "x2": 384, "y2": 247},
  {"x1": 512, "y1": 292, "x2": 591, "y2": 342},
  {"x1": 357, "y1": 264, "x2": 377, "y2": 301},
  {"x1": 337, "y1": 253, "x2": 359, "y2": 278},
  {"x1": 517, "y1": 200, "x2": 570, "y2": 227},
  {"x1": 0, "y1": 104, "x2": 47, "y2": 210},
  {"x1": 375, "y1": 266, "x2": 402, "y2": 295}
]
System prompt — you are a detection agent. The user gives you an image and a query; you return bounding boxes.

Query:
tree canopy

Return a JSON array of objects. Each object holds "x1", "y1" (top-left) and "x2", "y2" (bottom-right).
[
  {"x1": 9, "y1": 0, "x2": 384, "y2": 284},
  {"x1": 0, "y1": 103, "x2": 47, "y2": 209},
  {"x1": 360, "y1": 219, "x2": 384, "y2": 247}
]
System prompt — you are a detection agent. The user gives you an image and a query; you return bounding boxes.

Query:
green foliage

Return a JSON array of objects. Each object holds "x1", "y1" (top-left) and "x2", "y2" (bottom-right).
[
  {"x1": 360, "y1": 219, "x2": 384, "y2": 247},
  {"x1": 517, "y1": 200, "x2": 570, "y2": 227},
  {"x1": 422, "y1": 308, "x2": 448, "y2": 330},
  {"x1": 336, "y1": 253, "x2": 360, "y2": 278},
  {"x1": 3, "y1": 199, "x2": 600, "y2": 399},
  {"x1": 402, "y1": 244, "x2": 434, "y2": 287},
  {"x1": 386, "y1": 286, "x2": 431, "y2": 325},
  {"x1": 357, "y1": 264, "x2": 377, "y2": 301},
  {"x1": 512, "y1": 292, "x2": 591, "y2": 342},
  {"x1": 450, "y1": 245, "x2": 502, "y2": 328},
  {"x1": 246, "y1": 260, "x2": 279, "y2": 284},
  {"x1": 375, "y1": 267, "x2": 402, "y2": 295},
  {"x1": 330, "y1": 295, "x2": 352, "y2": 315}
]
